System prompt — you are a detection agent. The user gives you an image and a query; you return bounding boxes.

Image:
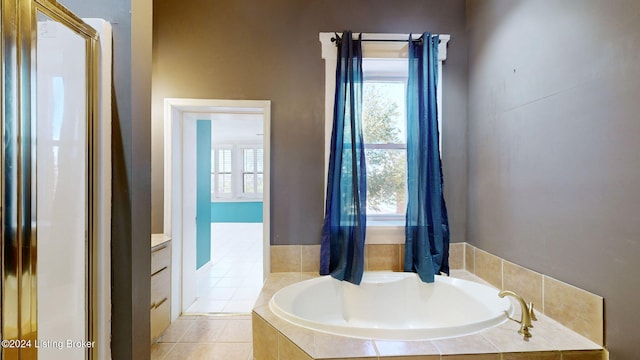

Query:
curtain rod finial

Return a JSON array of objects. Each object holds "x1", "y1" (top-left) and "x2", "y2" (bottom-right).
[{"x1": 331, "y1": 33, "x2": 342, "y2": 47}]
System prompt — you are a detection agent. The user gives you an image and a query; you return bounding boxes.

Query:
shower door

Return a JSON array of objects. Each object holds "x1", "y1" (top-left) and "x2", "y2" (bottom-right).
[{"x1": 1, "y1": 0, "x2": 100, "y2": 359}]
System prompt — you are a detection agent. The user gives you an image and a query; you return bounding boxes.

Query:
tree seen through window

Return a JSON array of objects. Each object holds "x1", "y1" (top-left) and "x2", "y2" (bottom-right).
[{"x1": 362, "y1": 81, "x2": 407, "y2": 216}]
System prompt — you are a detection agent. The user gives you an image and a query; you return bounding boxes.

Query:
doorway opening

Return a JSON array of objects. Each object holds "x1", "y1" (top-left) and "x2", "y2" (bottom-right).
[{"x1": 164, "y1": 99, "x2": 270, "y2": 318}]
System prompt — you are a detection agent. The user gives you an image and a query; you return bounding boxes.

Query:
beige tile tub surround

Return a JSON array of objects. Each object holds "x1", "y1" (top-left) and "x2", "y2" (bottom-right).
[
  {"x1": 448, "y1": 242, "x2": 465, "y2": 270},
  {"x1": 502, "y1": 261, "x2": 543, "y2": 312},
  {"x1": 473, "y1": 249, "x2": 503, "y2": 289},
  {"x1": 270, "y1": 245, "x2": 302, "y2": 272},
  {"x1": 270, "y1": 243, "x2": 604, "y2": 347},
  {"x1": 252, "y1": 314, "x2": 279, "y2": 360},
  {"x1": 365, "y1": 244, "x2": 402, "y2": 271},
  {"x1": 442, "y1": 355, "x2": 501, "y2": 360},
  {"x1": 544, "y1": 276, "x2": 605, "y2": 346},
  {"x1": 278, "y1": 333, "x2": 313, "y2": 360},
  {"x1": 300, "y1": 245, "x2": 321, "y2": 272},
  {"x1": 463, "y1": 244, "x2": 605, "y2": 347},
  {"x1": 270, "y1": 242, "x2": 467, "y2": 276},
  {"x1": 561, "y1": 350, "x2": 609, "y2": 360},
  {"x1": 270, "y1": 245, "x2": 321, "y2": 273},
  {"x1": 465, "y1": 243, "x2": 476, "y2": 273},
  {"x1": 252, "y1": 271, "x2": 604, "y2": 360}
]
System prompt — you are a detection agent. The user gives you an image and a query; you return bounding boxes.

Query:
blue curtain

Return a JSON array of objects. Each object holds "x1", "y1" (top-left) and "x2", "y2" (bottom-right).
[
  {"x1": 320, "y1": 31, "x2": 367, "y2": 285},
  {"x1": 404, "y1": 33, "x2": 450, "y2": 283}
]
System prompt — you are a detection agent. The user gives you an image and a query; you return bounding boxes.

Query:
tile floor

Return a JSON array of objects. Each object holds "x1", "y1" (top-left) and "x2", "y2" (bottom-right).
[
  {"x1": 185, "y1": 223, "x2": 263, "y2": 314},
  {"x1": 152, "y1": 223, "x2": 262, "y2": 359},
  {"x1": 151, "y1": 314, "x2": 253, "y2": 360}
]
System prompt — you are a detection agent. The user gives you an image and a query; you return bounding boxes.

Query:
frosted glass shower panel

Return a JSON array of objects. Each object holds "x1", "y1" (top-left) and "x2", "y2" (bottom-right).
[{"x1": 36, "y1": 11, "x2": 88, "y2": 360}]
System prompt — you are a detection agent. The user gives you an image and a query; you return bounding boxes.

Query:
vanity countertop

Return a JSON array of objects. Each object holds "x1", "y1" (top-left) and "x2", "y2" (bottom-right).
[{"x1": 151, "y1": 233, "x2": 171, "y2": 249}]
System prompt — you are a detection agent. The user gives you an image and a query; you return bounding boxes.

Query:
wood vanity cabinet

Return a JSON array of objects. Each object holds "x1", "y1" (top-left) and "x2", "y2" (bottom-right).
[{"x1": 151, "y1": 240, "x2": 171, "y2": 343}]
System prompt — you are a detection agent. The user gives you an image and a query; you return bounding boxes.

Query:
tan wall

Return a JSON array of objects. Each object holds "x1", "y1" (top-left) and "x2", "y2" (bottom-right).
[
  {"x1": 152, "y1": 0, "x2": 469, "y2": 245},
  {"x1": 467, "y1": 0, "x2": 640, "y2": 357}
]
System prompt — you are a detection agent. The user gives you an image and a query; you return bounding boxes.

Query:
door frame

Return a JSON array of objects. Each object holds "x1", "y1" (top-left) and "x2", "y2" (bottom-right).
[{"x1": 163, "y1": 98, "x2": 271, "y2": 320}]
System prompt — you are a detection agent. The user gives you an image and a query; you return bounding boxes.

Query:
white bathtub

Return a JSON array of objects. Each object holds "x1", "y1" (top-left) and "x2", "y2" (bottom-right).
[{"x1": 269, "y1": 272, "x2": 513, "y2": 340}]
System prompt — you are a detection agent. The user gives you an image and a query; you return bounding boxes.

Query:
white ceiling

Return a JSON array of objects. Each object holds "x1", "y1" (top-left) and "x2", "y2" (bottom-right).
[{"x1": 183, "y1": 112, "x2": 264, "y2": 144}]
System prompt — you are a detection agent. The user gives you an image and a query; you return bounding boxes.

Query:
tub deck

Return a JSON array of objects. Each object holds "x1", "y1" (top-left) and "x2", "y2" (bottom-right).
[{"x1": 252, "y1": 270, "x2": 605, "y2": 359}]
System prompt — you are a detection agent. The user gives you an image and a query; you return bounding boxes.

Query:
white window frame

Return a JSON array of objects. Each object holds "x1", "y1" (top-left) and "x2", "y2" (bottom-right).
[
  {"x1": 362, "y1": 74, "x2": 408, "y2": 222},
  {"x1": 211, "y1": 144, "x2": 264, "y2": 201},
  {"x1": 319, "y1": 32, "x2": 449, "y2": 244},
  {"x1": 240, "y1": 145, "x2": 264, "y2": 198},
  {"x1": 211, "y1": 146, "x2": 233, "y2": 199}
]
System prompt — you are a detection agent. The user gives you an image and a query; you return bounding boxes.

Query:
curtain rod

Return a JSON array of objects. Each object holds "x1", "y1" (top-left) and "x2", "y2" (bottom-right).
[{"x1": 331, "y1": 33, "x2": 441, "y2": 46}]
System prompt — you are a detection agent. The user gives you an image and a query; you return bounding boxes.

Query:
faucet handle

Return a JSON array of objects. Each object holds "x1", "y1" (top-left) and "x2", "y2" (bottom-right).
[{"x1": 528, "y1": 302, "x2": 538, "y2": 322}]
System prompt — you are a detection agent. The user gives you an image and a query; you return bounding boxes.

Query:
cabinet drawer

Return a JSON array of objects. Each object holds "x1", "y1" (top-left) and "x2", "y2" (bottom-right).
[
  {"x1": 150, "y1": 295, "x2": 170, "y2": 342},
  {"x1": 150, "y1": 267, "x2": 170, "y2": 342},
  {"x1": 151, "y1": 267, "x2": 170, "y2": 306},
  {"x1": 151, "y1": 244, "x2": 170, "y2": 275}
]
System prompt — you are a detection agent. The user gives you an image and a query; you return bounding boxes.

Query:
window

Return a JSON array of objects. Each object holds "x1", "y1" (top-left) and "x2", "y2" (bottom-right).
[
  {"x1": 320, "y1": 32, "x2": 449, "y2": 240},
  {"x1": 212, "y1": 147, "x2": 232, "y2": 197},
  {"x1": 242, "y1": 147, "x2": 264, "y2": 195},
  {"x1": 362, "y1": 59, "x2": 408, "y2": 220},
  {"x1": 211, "y1": 145, "x2": 264, "y2": 200}
]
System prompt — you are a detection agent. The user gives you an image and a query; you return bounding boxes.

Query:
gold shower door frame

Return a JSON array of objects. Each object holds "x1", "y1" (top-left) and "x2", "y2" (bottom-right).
[{"x1": 1, "y1": 0, "x2": 100, "y2": 359}]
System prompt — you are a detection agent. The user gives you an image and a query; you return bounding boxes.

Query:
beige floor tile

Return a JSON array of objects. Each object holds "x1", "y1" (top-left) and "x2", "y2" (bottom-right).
[
  {"x1": 223, "y1": 300, "x2": 256, "y2": 313},
  {"x1": 162, "y1": 342, "x2": 250, "y2": 360},
  {"x1": 151, "y1": 343, "x2": 174, "y2": 360},
  {"x1": 183, "y1": 223, "x2": 263, "y2": 314},
  {"x1": 163, "y1": 343, "x2": 216, "y2": 360},
  {"x1": 156, "y1": 315, "x2": 253, "y2": 358},
  {"x1": 218, "y1": 319, "x2": 253, "y2": 342},
  {"x1": 208, "y1": 343, "x2": 253, "y2": 359},
  {"x1": 180, "y1": 319, "x2": 228, "y2": 343},
  {"x1": 158, "y1": 318, "x2": 197, "y2": 343}
]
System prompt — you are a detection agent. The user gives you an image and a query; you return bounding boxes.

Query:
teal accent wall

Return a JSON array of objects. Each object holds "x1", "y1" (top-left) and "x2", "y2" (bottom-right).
[
  {"x1": 196, "y1": 120, "x2": 212, "y2": 269},
  {"x1": 211, "y1": 202, "x2": 263, "y2": 223}
]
